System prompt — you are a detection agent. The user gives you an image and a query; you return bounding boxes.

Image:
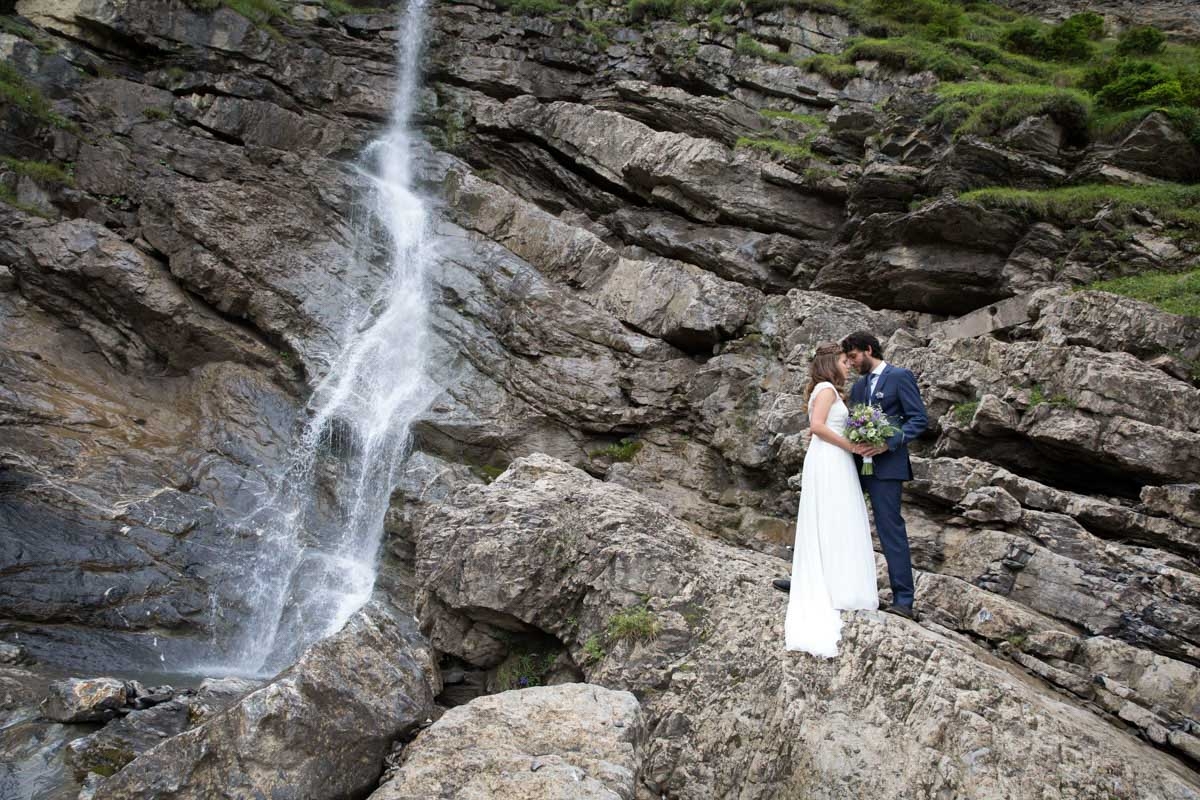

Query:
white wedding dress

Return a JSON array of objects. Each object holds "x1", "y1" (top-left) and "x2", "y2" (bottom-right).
[{"x1": 784, "y1": 381, "x2": 879, "y2": 657}]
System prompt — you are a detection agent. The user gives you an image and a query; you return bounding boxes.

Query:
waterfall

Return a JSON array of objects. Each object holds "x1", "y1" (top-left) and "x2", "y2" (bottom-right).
[{"x1": 205, "y1": 0, "x2": 436, "y2": 677}]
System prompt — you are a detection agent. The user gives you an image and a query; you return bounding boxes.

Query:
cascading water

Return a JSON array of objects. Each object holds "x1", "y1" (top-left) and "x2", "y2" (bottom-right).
[{"x1": 205, "y1": 0, "x2": 436, "y2": 677}]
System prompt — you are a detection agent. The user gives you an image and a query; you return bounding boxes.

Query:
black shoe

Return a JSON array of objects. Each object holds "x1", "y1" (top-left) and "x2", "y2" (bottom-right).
[
  {"x1": 884, "y1": 604, "x2": 916, "y2": 621},
  {"x1": 772, "y1": 578, "x2": 791, "y2": 593}
]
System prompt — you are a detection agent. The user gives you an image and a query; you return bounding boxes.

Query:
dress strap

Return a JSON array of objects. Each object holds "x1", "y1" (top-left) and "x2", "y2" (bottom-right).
[{"x1": 809, "y1": 381, "x2": 837, "y2": 408}]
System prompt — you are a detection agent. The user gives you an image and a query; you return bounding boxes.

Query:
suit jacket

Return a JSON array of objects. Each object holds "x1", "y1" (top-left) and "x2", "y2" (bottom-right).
[{"x1": 850, "y1": 364, "x2": 928, "y2": 481}]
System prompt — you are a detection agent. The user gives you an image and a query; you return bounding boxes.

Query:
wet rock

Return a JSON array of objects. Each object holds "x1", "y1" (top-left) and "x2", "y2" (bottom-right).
[
  {"x1": 88, "y1": 603, "x2": 437, "y2": 800},
  {"x1": 0, "y1": 643, "x2": 30, "y2": 665},
  {"x1": 41, "y1": 678, "x2": 127, "y2": 723},
  {"x1": 369, "y1": 684, "x2": 643, "y2": 800}
]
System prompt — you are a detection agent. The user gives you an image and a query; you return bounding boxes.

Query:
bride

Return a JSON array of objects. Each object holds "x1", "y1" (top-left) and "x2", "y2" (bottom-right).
[{"x1": 783, "y1": 342, "x2": 879, "y2": 657}]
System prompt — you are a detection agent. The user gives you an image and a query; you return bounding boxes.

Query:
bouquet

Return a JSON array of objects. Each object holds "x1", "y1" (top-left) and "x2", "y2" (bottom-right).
[{"x1": 845, "y1": 403, "x2": 899, "y2": 476}]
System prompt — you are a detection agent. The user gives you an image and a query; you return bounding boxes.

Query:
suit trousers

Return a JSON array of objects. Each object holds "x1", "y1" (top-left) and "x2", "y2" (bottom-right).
[{"x1": 861, "y1": 475, "x2": 915, "y2": 608}]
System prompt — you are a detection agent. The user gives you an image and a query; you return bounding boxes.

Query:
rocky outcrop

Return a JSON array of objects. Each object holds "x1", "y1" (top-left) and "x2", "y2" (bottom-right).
[
  {"x1": 87, "y1": 603, "x2": 437, "y2": 799},
  {"x1": 370, "y1": 684, "x2": 644, "y2": 800},
  {"x1": 412, "y1": 455, "x2": 1200, "y2": 799}
]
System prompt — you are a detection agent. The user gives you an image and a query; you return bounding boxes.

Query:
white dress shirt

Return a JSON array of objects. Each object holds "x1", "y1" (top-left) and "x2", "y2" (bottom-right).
[{"x1": 868, "y1": 360, "x2": 888, "y2": 398}]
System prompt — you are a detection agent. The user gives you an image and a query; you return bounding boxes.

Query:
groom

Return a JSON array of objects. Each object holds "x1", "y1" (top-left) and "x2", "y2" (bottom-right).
[
  {"x1": 772, "y1": 331, "x2": 928, "y2": 621},
  {"x1": 843, "y1": 331, "x2": 928, "y2": 619}
]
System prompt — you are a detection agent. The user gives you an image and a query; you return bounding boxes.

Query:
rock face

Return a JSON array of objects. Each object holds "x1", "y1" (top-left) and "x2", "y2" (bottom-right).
[
  {"x1": 4, "y1": 0, "x2": 1200, "y2": 797},
  {"x1": 370, "y1": 684, "x2": 644, "y2": 800},
  {"x1": 412, "y1": 455, "x2": 1200, "y2": 800},
  {"x1": 86, "y1": 604, "x2": 438, "y2": 800}
]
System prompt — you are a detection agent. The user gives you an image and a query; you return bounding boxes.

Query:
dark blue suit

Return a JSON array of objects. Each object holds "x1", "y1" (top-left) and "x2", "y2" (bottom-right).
[{"x1": 850, "y1": 364, "x2": 928, "y2": 608}]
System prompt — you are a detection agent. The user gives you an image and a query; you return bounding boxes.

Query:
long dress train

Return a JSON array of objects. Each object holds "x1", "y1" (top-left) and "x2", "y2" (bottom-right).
[{"x1": 784, "y1": 381, "x2": 879, "y2": 657}]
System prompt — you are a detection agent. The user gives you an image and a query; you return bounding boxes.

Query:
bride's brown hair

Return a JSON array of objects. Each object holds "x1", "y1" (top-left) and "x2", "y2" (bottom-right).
[{"x1": 805, "y1": 342, "x2": 847, "y2": 402}]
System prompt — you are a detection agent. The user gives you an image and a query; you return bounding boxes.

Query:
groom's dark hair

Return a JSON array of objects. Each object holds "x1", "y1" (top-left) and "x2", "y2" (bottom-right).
[{"x1": 841, "y1": 331, "x2": 883, "y2": 359}]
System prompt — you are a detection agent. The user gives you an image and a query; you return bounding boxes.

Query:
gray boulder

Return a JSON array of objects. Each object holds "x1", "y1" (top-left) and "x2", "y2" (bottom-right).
[
  {"x1": 89, "y1": 604, "x2": 437, "y2": 800},
  {"x1": 369, "y1": 684, "x2": 644, "y2": 800}
]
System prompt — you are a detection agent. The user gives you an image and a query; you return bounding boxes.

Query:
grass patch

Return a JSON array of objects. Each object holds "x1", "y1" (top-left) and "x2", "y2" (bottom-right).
[
  {"x1": 951, "y1": 400, "x2": 979, "y2": 424},
  {"x1": 494, "y1": 645, "x2": 559, "y2": 690},
  {"x1": 795, "y1": 52, "x2": 860, "y2": 85},
  {"x1": 736, "y1": 135, "x2": 813, "y2": 159},
  {"x1": 1088, "y1": 269, "x2": 1200, "y2": 317},
  {"x1": 1028, "y1": 384, "x2": 1075, "y2": 409},
  {"x1": 581, "y1": 635, "x2": 606, "y2": 663},
  {"x1": 0, "y1": 16, "x2": 58, "y2": 53},
  {"x1": 760, "y1": 109, "x2": 825, "y2": 127},
  {"x1": 1, "y1": 157, "x2": 72, "y2": 185},
  {"x1": 842, "y1": 36, "x2": 973, "y2": 80},
  {"x1": 590, "y1": 437, "x2": 643, "y2": 462},
  {"x1": 606, "y1": 603, "x2": 661, "y2": 644},
  {"x1": 959, "y1": 183, "x2": 1200, "y2": 229},
  {"x1": 0, "y1": 185, "x2": 52, "y2": 216},
  {"x1": 736, "y1": 34, "x2": 798, "y2": 66},
  {"x1": 479, "y1": 464, "x2": 506, "y2": 483},
  {"x1": 0, "y1": 62, "x2": 70, "y2": 128},
  {"x1": 929, "y1": 81, "x2": 1092, "y2": 141},
  {"x1": 142, "y1": 106, "x2": 172, "y2": 121}
]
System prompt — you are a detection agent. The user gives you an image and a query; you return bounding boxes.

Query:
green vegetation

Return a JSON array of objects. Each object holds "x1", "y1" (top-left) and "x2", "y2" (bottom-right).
[
  {"x1": 0, "y1": 186, "x2": 51, "y2": 217},
  {"x1": 0, "y1": 16, "x2": 57, "y2": 53},
  {"x1": 0, "y1": 62, "x2": 70, "y2": 128},
  {"x1": 606, "y1": 603, "x2": 662, "y2": 644},
  {"x1": 201, "y1": 0, "x2": 283, "y2": 21},
  {"x1": 1088, "y1": 269, "x2": 1200, "y2": 318},
  {"x1": 143, "y1": 106, "x2": 172, "y2": 121},
  {"x1": 735, "y1": 135, "x2": 812, "y2": 160},
  {"x1": 929, "y1": 82, "x2": 1092, "y2": 141},
  {"x1": 494, "y1": 644, "x2": 559, "y2": 690},
  {"x1": 760, "y1": 109, "x2": 824, "y2": 126},
  {"x1": 736, "y1": 34, "x2": 797, "y2": 65},
  {"x1": 183, "y1": 0, "x2": 283, "y2": 32},
  {"x1": 1, "y1": 157, "x2": 73, "y2": 185},
  {"x1": 590, "y1": 437, "x2": 643, "y2": 462},
  {"x1": 843, "y1": 36, "x2": 971, "y2": 80},
  {"x1": 1028, "y1": 384, "x2": 1075, "y2": 409},
  {"x1": 951, "y1": 400, "x2": 979, "y2": 424},
  {"x1": 1115, "y1": 26, "x2": 1166, "y2": 57},
  {"x1": 582, "y1": 634, "x2": 606, "y2": 663},
  {"x1": 999, "y1": 12, "x2": 1102, "y2": 63},
  {"x1": 1005, "y1": 632, "x2": 1028, "y2": 649},
  {"x1": 479, "y1": 464, "x2": 506, "y2": 483},
  {"x1": 959, "y1": 183, "x2": 1200, "y2": 228}
]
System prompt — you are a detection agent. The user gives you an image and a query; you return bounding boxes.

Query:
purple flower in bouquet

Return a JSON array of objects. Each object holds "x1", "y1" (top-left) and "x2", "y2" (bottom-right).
[{"x1": 845, "y1": 403, "x2": 899, "y2": 476}]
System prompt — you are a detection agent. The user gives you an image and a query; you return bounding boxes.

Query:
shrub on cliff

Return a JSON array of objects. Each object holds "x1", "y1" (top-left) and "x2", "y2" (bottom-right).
[
  {"x1": 1116, "y1": 26, "x2": 1167, "y2": 57},
  {"x1": 1000, "y1": 12, "x2": 1101, "y2": 62}
]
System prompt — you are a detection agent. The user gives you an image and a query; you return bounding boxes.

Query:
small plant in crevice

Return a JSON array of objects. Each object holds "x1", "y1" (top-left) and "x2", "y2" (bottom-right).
[
  {"x1": 951, "y1": 399, "x2": 979, "y2": 425},
  {"x1": 0, "y1": 62, "x2": 72, "y2": 129},
  {"x1": 142, "y1": 106, "x2": 172, "y2": 121},
  {"x1": 735, "y1": 135, "x2": 813, "y2": 160},
  {"x1": 590, "y1": 437, "x2": 643, "y2": 462},
  {"x1": 0, "y1": 157, "x2": 73, "y2": 186},
  {"x1": 581, "y1": 634, "x2": 606, "y2": 664},
  {"x1": 606, "y1": 602, "x2": 662, "y2": 644},
  {"x1": 493, "y1": 643, "x2": 560, "y2": 690},
  {"x1": 1028, "y1": 384, "x2": 1075, "y2": 410}
]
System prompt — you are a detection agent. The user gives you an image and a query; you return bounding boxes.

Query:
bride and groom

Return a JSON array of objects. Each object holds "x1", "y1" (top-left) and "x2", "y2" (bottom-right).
[{"x1": 775, "y1": 331, "x2": 928, "y2": 658}]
